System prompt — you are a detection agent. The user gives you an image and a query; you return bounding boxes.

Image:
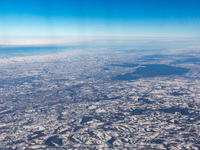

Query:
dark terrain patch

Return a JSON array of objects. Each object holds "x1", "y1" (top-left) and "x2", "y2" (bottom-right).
[
  {"x1": 80, "y1": 116, "x2": 93, "y2": 124},
  {"x1": 151, "y1": 139, "x2": 165, "y2": 144},
  {"x1": 170, "y1": 92, "x2": 186, "y2": 96},
  {"x1": 159, "y1": 107, "x2": 191, "y2": 115},
  {"x1": 73, "y1": 126, "x2": 83, "y2": 132},
  {"x1": 107, "y1": 137, "x2": 116, "y2": 145},
  {"x1": 131, "y1": 109, "x2": 145, "y2": 115},
  {"x1": 113, "y1": 64, "x2": 189, "y2": 81},
  {"x1": 68, "y1": 135, "x2": 78, "y2": 143},
  {"x1": 103, "y1": 67, "x2": 110, "y2": 70},
  {"x1": 138, "y1": 98, "x2": 154, "y2": 104},
  {"x1": 45, "y1": 136, "x2": 63, "y2": 147},
  {"x1": 28, "y1": 131, "x2": 45, "y2": 141},
  {"x1": 110, "y1": 63, "x2": 138, "y2": 68}
]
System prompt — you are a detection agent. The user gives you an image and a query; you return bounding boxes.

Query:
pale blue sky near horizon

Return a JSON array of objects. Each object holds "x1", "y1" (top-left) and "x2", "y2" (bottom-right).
[{"x1": 0, "y1": 0, "x2": 200, "y2": 37}]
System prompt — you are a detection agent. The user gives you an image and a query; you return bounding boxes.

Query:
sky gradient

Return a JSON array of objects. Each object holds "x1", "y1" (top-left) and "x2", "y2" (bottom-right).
[{"x1": 0, "y1": 0, "x2": 200, "y2": 37}]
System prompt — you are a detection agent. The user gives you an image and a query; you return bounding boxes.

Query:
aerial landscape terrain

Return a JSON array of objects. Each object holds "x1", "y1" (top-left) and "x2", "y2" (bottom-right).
[{"x1": 1, "y1": 41, "x2": 200, "y2": 149}]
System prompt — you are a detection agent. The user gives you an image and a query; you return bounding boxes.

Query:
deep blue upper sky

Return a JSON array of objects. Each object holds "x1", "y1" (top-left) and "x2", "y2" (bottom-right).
[{"x1": 0, "y1": 0, "x2": 200, "y2": 37}]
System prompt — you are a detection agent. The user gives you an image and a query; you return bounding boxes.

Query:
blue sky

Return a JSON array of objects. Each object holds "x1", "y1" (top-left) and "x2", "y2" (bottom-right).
[{"x1": 0, "y1": 0, "x2": 200, "y2": 37}]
